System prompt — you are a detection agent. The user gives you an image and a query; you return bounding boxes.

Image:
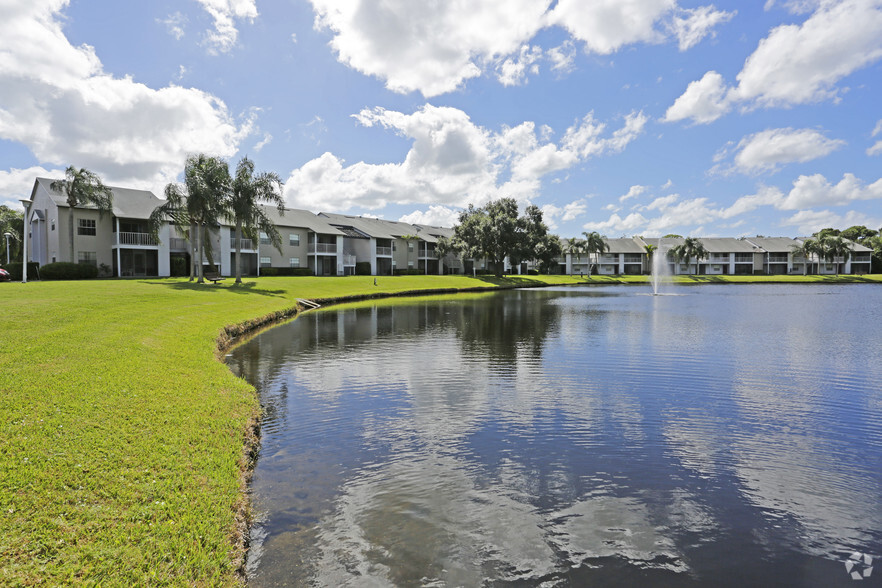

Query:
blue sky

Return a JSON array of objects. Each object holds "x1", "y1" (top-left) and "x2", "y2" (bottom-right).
[{"x1": 2, "y1": 0, "x2": 881, "y2": 238}]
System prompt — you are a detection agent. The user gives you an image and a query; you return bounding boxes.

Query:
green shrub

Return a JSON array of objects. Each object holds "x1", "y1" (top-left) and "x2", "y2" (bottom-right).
[
  {"x1": 527, "y1": 268, "x2": 540, "y2": 275},
  {"x1": 1, "y1": 261, "x2": 40, "y2": 280},
  {"x1": 260, "y1": 267, "x2": 314, "y2": 277},
  {"x1": 393, "y1": 269, "x2": 424, "y2": 276},
  {"x1": 355, "y1": 261, "x2": 371, "y2": 275},
  {"x1": 40, "y1": 262, "x2": 99, "y2": 280}
]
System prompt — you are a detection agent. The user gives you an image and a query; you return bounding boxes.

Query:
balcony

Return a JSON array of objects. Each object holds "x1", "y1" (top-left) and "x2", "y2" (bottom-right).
[
  {"x1": 376, "y1": 246, "x2": 392, "y2": 256},
  {"x1": 230, "y1": 237, "x2": 255, "y2": 250},
  {"x1": 169, "y1": 237, "x2": 188, "y2": 250},
  {"x1": 734, "y1": 255, "x2": 753, "y2": 263},
  {"x1": 419, "y1": 248, "x2": 437, "y2": 259},
  {"x1": 768, "y1": 255, "x2": 788, "y2": 263},
  {"x1": 116, "y1": 232, "x2": 157, "y2": 247},
  {"x1": 342, "y1": 254, "x2": 356, "y2": 266},
  {"x1": 308, "y1": 243, "x2": 337, "y2": 254}
]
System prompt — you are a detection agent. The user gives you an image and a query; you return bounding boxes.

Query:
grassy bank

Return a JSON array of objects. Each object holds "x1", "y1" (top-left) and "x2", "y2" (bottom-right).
[{"x1": 1, "y1": 272, "x2": 879, "y2": 585}]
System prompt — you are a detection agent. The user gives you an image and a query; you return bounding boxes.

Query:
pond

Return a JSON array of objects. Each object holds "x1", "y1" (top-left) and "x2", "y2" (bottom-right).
[{"x1": 226, "y1": 284, "x2": 882, "y2": 587}]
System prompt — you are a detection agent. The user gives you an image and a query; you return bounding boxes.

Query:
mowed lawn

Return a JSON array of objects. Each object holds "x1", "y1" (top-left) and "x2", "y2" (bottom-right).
[{"x1": 1, "y1": 272, "x2": 879, "y2": 585}]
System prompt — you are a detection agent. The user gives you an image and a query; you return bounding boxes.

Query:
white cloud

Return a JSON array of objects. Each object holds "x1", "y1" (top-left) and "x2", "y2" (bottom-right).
[
  {"x1": 547, "y1": 40, "x2": 576, "y2": 73},
  {"x1": 496, "y1": 45, "x2": 543, "y2": 86},
  {"x1": 0, "y1": 1, "x2": 248, "y2": 194},
  {"x1": 541, "y1": 199, "x2": 589, "y2": 230},
  {"x1": 868, "y1": 119, "x2": 882, "y2": 155},
  {"x1": 719, "y1": 128, "x2": 846, "y2": 174},
  {"x1": 663, "y1": 71, "x2": 731, "y2": 124},
  {"x1": 669, "y1": 6, "x2": 736, "y2": 51},
  {"x1": 253, "y1": 133, "x2": 273, "y2": 152},
  {"x1": 777, "y1": 172, "x2": 882, "y2": 209},
  {"x1": 583, "y1": 212, "x2": 649, "y2": 234},
  {"x1": 158, "y1": 12, "x2": 188, "y2": 40},
  {"x1": 285, "y1": 105, "x2": 645, "y2": 212},
  {"x1": 310, "y1": 0, "x2": 733, "y2": 97},
  {"x1": 781, "y1": 209, "x2": 882, "y2": 234},
  {"x1": 667, "y1": 0, "x2": 882, "y2": 124},
  {"x1": 399, "y1": 205, "x2": 460, "y2": 227},
  {"x1": 619, "y1": 184, "x2": 648, "y2": 202},
  {"x1": 196, "y1": 0, "x2": 258, "y2": 54}
]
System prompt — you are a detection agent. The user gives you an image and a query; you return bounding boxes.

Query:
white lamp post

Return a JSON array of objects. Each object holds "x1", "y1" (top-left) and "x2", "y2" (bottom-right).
[{"x1": 3, "y1": 232, "x2": 10, "y2": 265}]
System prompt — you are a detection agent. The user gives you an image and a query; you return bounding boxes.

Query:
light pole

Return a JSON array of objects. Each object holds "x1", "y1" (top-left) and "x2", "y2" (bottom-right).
[
  {"x1": 3, "y1": 232, "x2": 10, "y2": 265},
  {"x1": 19, "y1": 199, "x2": 30, "y2": 283}
]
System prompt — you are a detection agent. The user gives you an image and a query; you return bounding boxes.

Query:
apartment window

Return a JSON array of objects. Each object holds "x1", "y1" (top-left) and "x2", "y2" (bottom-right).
[
  {"x1": 408, "y1": 261, "x2": 414, "y2": 268},
  {"x1": 260, "y1": 231, "x2": 270, "y2": 245},
  {"x1": 51, "y1": 220, "x2": 55, "y2": 231},
  {"x1": 78, "y1": 251, "x2": 97, "y2": 266},
  {"x1": 392, "y1": 241, "x2": 397, "y2": 252},
  {"x1": 78, "y1": 218, "x2": 96, "y2": 236},
  {"x1": 289, "y1": 257, "x2": 300, "y2": 268},
  {"x1": 260, "y1": 256, "x2": 271, "y2": 267},
  {"x1": 408, "y1": 242, "x2": 414, "y2": 252},
  {"x1": 289, "y1": 233, "x2": 300, "y2": 246}
]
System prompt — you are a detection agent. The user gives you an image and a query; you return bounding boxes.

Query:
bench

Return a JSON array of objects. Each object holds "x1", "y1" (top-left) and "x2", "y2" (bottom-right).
[{"x1": 204, "y1": 273, "x2": 226, "y2": 284}]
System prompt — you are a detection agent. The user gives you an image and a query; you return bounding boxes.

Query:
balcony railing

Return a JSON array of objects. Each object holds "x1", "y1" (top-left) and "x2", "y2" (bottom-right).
[
  {"x1": 342, "y1": 254, "x2": 356, "y2": 266},
  {"x1": 376, "y1": 246, "x2": 392, "y2": 256},
  {"x1": 308, "y1": 243, "x2": 337, "y2": 254},
  {"x1": 230, "y1": 238, "x2": 255, "y2": 250},
  {"x1": 768, "y1": 255, "x2": 788, "y2": 263},
  {"x1": 117, "y1": 232, "x2": 157, "y2": 246},
  {"x1": 419, "y1": 248, "x2": 437, "y2": 258},
  {"x1": 853, "y1": 255, "x2": 871, "y2": 262},
  {"x1": 734, "y1": 255, "x2": 753, "y2": 262}
]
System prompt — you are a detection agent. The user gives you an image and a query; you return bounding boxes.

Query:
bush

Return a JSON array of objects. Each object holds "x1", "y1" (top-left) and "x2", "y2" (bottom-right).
[
  {"x1": 1, "y1": 261, "x2": 40, "y2": 281},
  {"x1": 527, "y1": 269, "x2": 540, "y2": 275},
  {"x1": 259, "y1": 267, "x2": 314, "y2": 277},
  {"x1": 393, "y1": 269, "x2": 423, "y2": 276},
  {"x1": 40, "y1": 262, "x2": 99, "y2": 280},
  {"x1": 354, "y1": 262, "x2": 371, "y2": 276}
]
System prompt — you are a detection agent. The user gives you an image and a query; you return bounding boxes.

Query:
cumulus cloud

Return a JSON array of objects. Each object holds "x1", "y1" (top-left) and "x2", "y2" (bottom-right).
[
  {"x1": 540, "y1": 199, "x2": 589, "y2": 230},
  {"x1": 285, "y1": 105, "x2": 646, "y2": 212},
  {"x1": 619, "y1": 184, "x2": 648, "y2": 202},
  {"x1": 868, "y1": 119, "x2": 882, "y2": 156},
  {"x1": 781, "y1": 209, "x2": 882, "y2": 234},
  {"x1": 195, "y1": 0, "x2": 258, "y2": 54},
  {"x1": 669, "y1": 5, "x2": 736, "y2": 51},
  {"x1": 0, "y1": 1, "x2": 248, "y2": 193},
  {"x1": 310, "y1": 0, "x2": 733, "y2": 97},
  {"x1": 547, "y1": 40, "x2": 577, "y2": 73},
  {"x1": 0, "y1": 166, "x2": 67, "y2": 208},
  {"x1": 715, "y1": 128, "x2": 845, "y2": 174},
  {"x1": 158, "y1": 12, "x2": 188, "y2": 40},
  {"x1": 399, "y1": 205, "x2": 460, "y2": 227},
  {"x1": 666, "y1": 0, "x2": 882, "y2": 124},
  {"x1": 495, "y1": 45, "x2": 543, "y2": 86}
]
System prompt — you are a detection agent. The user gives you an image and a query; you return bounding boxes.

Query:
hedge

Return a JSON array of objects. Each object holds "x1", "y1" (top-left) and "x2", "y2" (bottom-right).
[
  {"x1": 354, "y1": 261, "x2": 371, "y2": 275},
  {"x1": 1, "y1": 261, "x2": 40, "y2": 281},
  {"x1": 393, "y1": 269, "x2": 424, "y2": 276},
  {"x1": 40, "y1": 262, "x2": 99, "y2": 280}
]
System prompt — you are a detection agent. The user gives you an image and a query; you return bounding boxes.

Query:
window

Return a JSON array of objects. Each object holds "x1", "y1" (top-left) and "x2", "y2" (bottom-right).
[
  {"x1": 260, "y1": 256, "x2": 271, "y2": 267},
  {"x1": 408, "y1": 242, "x2": 414, "y2": 252},
  {"x1": 392, "y1": 241, "x2": 397, "y2": 252},
  {"x1": 78, "y1": 251, "x2": 97, "y2": 266},
  {"x1": 51, "y1": 220, "x2": 55, "y2": 231},
  {"x1": 408, "y1": 261, "x2": 414, "y2": 268},
  {"x1": 78, "y1": 218, "x2": 96, "y2": 236},
  {"x1": 260, "y1": 232, "x2": 270, "y2": 245},
  {"x1": 289, "y1": 257, "x2": 300, "y2": 268},
  {"x1": 289, "y1": 233, "x2": 300, "y2": 246}
]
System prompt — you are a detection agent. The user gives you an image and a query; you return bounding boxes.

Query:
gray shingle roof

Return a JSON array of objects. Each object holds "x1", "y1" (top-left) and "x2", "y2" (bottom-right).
[{"x1": 36, "y1": 177, "x2": 163, "y2": 220}]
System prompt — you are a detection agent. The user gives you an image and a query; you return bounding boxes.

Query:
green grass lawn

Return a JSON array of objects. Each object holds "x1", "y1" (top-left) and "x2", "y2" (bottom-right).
[{"x1": 1, "y1": 272, "x2": 879, "y2": 585}]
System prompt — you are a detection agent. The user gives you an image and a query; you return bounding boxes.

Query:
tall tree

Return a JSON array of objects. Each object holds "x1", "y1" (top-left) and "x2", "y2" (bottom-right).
[
  {"x1": 50, "y1": 166, "x2": 113, "y2": 263},
  {"x1": 229, "y1": 156, "x2": 284, "y2": 284},
  {"x1": 0, "y1": 205, "x2": 23, "y2": 264},
  {"x1": 565, "y1": 237, "x2": 587, "y2": 274},
  {"x1": 791, "y1": 238, "x2": 819, "y2": 276},
  {"x1": 150, "y1": 154, "x2": 230, "y2": 283},
  {"x1": 643, "y1": 243, "x2": 657, "y2": 275},
  {"x1": 670, "y1": 237, "x2": 708, "y2": 275},
  {"x1": 819, "y1": 234, "x2": 852, "y2": 276},
  {"x1": 840, "y1": 225, "x2": 878, "y2": 244},
  {"x1": 581, "y1": 231, "x2": 609, "y2": 275},
  {"x1": 453, "y1": 198, "x2": 521, "y2": 277}
]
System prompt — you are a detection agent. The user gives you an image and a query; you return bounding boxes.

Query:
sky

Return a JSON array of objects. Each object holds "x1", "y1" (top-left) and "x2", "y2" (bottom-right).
[{"x1": 1, "y1": 0, "x2": 881, "y2": 238}]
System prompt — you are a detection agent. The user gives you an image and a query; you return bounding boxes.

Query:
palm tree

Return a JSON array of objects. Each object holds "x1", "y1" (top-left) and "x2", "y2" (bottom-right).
[
  {"x1": 643, "y1": 243, "x2": 657, "y2": 275},
  {"x1": 565, "y1": 237, "x2": 586, "y2": 275},
  {"x1": 669, "y1": 237, "x2": 708, "y2": 275},
  {"x1": 582, "y1": 231, "x2": 609, "y2": 275},
  {"x1": 819, "y1": 235, "x2": 852, "y2": 276},
  {"x1": 790, "y1": 238, "x2": 819, "y2": 275},
  {"x1": 50, "y1": 166, "x2": 113, "y2": 263},
  {"x1": 230, "y1": 157, "x2": 284, "y2": 284},
  {"x1": 1, "y1": 205, "x2": 22, "y2": 264},
  {"x1": 150, "y1": 154, "x2": 230, "y2": 284}
]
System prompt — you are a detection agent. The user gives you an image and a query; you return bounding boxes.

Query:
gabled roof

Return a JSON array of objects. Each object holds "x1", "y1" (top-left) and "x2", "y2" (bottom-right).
[
  {"x1": 603, "y1": 237, "x2": 647, "y2": 254},
  {"x1": 319, "y1": 213, "x2": 422, "y2": 240},
  {"x1": 34, "y1": 177, "x2": 163, "y2": 220},
  {"x1": 698, "y1": 238, "x2": 760, "y2": 253},
  {"x1": 744, "y1": 237, "x2": 800, "y2": 252},
  {"x1": 261, "y1": 206, "x2": 345, "y2": 236}
]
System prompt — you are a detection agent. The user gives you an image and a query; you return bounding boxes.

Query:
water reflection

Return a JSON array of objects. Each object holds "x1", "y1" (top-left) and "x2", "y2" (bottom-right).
[{"x1": 227, "y1": 285, "x2": 882, "y2": 586}]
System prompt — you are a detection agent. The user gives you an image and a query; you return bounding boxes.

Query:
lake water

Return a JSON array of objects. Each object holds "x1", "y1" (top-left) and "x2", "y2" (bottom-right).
[{"x1": 226, "y1": 284, "x2": 882, "y2": 587}]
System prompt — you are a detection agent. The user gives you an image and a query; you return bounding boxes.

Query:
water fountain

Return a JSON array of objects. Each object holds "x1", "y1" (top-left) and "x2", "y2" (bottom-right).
[{"x1": 650, "y1": 242, "x2": 670, "y2": 295}]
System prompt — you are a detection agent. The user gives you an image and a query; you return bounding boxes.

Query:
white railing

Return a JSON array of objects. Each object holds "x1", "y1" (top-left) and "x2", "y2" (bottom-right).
[
  {"x1": 768, "y1": 256, "x2": 788, "y2": 263},
  {"x1": 308, "y1": 243, "x2": 337, "y2": 254},
  {"x1": 230, "y1": 238, "x2": 255, "y2": 250},
  {"x1": 117, "y1": 232, "x2": 157, "y2": 246},
  {"x1": 734, "y1": 255, "x2": 753, "y2": 262},
  {"x1": 342, "y1": 254, "x2": 356, "y2": 266},
  {"x1": 376, "y1": 246, "x2": 392, "y2": 256}
]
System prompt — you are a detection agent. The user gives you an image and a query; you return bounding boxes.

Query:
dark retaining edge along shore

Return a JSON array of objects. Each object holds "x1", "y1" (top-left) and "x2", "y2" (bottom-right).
[{"x1": 214, "y1": 275, "x2": 881, "y2": 579}]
